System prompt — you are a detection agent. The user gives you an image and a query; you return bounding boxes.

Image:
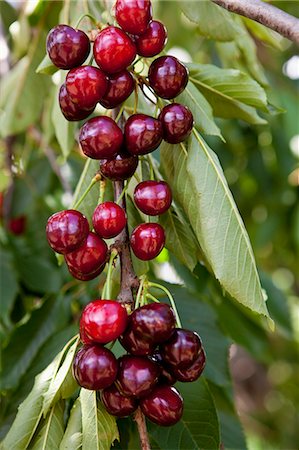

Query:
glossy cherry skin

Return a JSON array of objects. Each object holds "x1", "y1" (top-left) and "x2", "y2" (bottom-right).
[
  {"x1": 140, "y1": 385, "x2": 183, "y2": 426},
  {"x1": 135, "y1": 21, "x2": 167, "y2": 57},
  {"x1": 8, "y1": 215, "x2": 26, "y2": 235},
  {"x1": 66, "y1": 66, "x2": 108, "y2": 110},
  {"x1": 130, "y1": 223, "x2": 165, "y2": 261},
  {"x1": 46, "y1": 210, "x2": 89, "y2": 254},
  {"x1": 92, "y1": 202, "x2": 127, "y2": 239},
  {"x1": 59, "y1": 83, "x2": 95, "y2": 122},
  {"x1": 79, "y1": 117, "x2": 123, "y2": 160},
  {"x1": 100, "y1": 70, "x2": 135, "y2": 109},
  {"x1": 119, "y1": 320, "x2": 156, "y2": 356},
  {"x1": 159, "y1": 103, "x2": 193, "y2": 144},
  {"x1": 150, "y1": 352, "x2": 177, "y2": 385},
  {"x1": 160, "y1": 329, "x2": 202, "y2": 369},
  {"x1": 115, "y1": 0, "x2": 152, "y2": 36},
  {"x1": 73, "y1": 344, "x2": 118, "y2": 390},
  {"x1": 101, "y1": 384, "x2": 138, "y2": 417},
  {"x1": 65, "y1": 232, "x2": 108, "y2": 274},
  {"x1": 46, "y1": 25, "x2": 90, "y2": 69},
  {"x1": 94, "y1": 26, "x2": 136, "y2": 74},
  {"x1": 125, "y1": 114, "x2": 163, "y2": 156},
  {"x1": 172, "y1": 349, "x2": 206, "y2": 382},
  {"x1": 68, "y1": 263, "x2": 105, "y2": 281},
  {"x1": 117, "y1": 355, "x2": 160, "y2": 398},
  {"x1": 132, "y1": 303, "x2": 175, "y2": 344},
  {"x1": 100, "y1": 150, "x2": 138, "y2": 181},
  {"x1": 80, "y1": 299, "x2": 128, "y2": 344},
  {"x1": 134, "y1": 181, "x2": 172, "y2": 216},
  {"x1": 148, "y1": 56, "x2": 188, "y2": 99}
]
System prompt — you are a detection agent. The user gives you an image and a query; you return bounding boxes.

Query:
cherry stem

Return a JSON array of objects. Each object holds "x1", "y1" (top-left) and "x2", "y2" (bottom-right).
[
  {"x1": 135, "y1": 275, "x2": 147, "y2": 309},
  {"x1": 148, "y1": 282, "x2": 182, "y2": 328},
  {"x1": 146, "y1": 155, "x2": 155, "y2": 181},
  {"x1": 146, "y1": 293, "x2": 160, "y2": 303},
  {"x1": 134, "y1": 84, "x2": 139, "y2": 114},
  {"x1": 115, "y1": 105, "x2": 125, "y2": 124},
  {"x1": 116, "y1": 182, "x2": 128, "y2": 205},
  {"x1": 73, "y1": 174, "x2": 101, "y2": 209},
  {"x1": 134, "y1": 408, "x2": 151, "y2": 450},
  {"x1": 180, "y1": 142, "x2": 188, "y2": 158},
  {"x1": 102, "y1": 249, "x2": 118, "y2": 300},
  {"x1": 75, "y1": 13, "x2": 99, "y2": 29},
  {"x1": 99, "y1": 179, "x2": 106, "y2": 205}
]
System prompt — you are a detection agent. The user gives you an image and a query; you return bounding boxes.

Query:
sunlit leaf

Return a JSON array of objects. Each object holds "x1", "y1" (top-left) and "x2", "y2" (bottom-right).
[{"x1": 30, "y1": 400, "x2": 65, "y2": 450}]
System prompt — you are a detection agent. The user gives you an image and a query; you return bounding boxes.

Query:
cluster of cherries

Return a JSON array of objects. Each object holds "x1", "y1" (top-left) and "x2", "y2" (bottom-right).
[{"x1": 73, "y1": 299, "x2": 206, "y2": 426}]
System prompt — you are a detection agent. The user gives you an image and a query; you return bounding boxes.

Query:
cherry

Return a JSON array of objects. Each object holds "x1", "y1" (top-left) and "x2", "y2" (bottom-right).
[
  {"x1": 8, "y1": 215, "x2": 26, "y2": 235},
  {"x1": 119, "y1": 321, "x2": 156, "y2": 356},
  {"x1": 134, "y1": 181, "x2": 172, "y2": 216},
  {"x1": 46, "y1": 25, "x2": 90, "y2": 69},
  {"x1": 124, "y1": 114, "x2": 163, "y2": 156},
  {"x1": 130, "y1": 223, "x2": 165, "y2": 261},
  {"x1": 148, "y1": 56, "x2": 188, "y2": 99},
  {"x1": 116, "y1": 355, "x2": 160, "y2": 398},
  {"x1": 151, "y1": 352, "x2": 177, "y2": 385},
  {"x1": 159, "y1": 103, "x2": 193, "y2": 144},
  {"x1": 79, "y1": 117, "x2": 123, "y2": 160},
  {"x1": 131, "y1": 303, "x2": 175, "y2": 344},
  {"x1": 160, "y1": 329, "x2": 202, "y2": 369},
  {"x1": 100, "y1": 150, "x2": 138, "y2": 181},
  {"x1": 65, "y1": 231, "x2": 107, "y2": 274},
  {"x1": 59, "y1": 83, "x2": 95, "y2": 122},
  {"x1": 172, "y1": 349, "x2": 206, "y2": 382},
  {"x1": 46, "y1": 209, "x2": 89, "y2": 254},
  {"x1": 101, "y1": 384, "x2": 138, "y2": 417},
  {"x1": 80, "y1": 299, "x2": 128, "y2": 344},
  {"x1": 135, "y1": 21, "x2": 167, "y2": 57},
  {"x1": 66, "y1": 66, "x2": 108, "y2": 110},
  {"x1": 73, "y1": 344, "x2": 118, "y2": 390},
  {"x1": 140, "y1": 385, "x2": 183, "y2": 426},
  {"x1": 100, "y1": 70, "x2": 135, "y2": 109},
  {"x1": 94, "y1": 26, "x2": 136, "y2": 74},
  {"x1": 115, "y1": 0, "x2": 152, "y2": 36},
  {"x1": 68, "y1": 263, "x2": 105, "y2": 281},
  {"x1": 92, "y1": 202, "x2": 127, "y2": 239}
]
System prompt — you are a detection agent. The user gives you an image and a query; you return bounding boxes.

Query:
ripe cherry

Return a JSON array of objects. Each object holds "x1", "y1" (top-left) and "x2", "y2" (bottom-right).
[
  {"x1": 134, "y1": 181, "x2": 172, "y2": 216},
  {"x1": 73, "y1": 344, "x2": 118, "y2": 390},
  {"x1": 100, "y1": 70, "x2": 135, "y2": 109},
  {"x1": 132, "y1": 303, "x2": 175, "y2": 344},
  {"x1": 130, "y1": 223, "x2": 165, "y2": 261},
  {"x1": 66, "y1": 66, "x2": 108, "y2": 110},
  {"x1": 135, "y1": 21, "x2": 167, "y2": 57},
  {"x1": 172, "y1": 349, "x2": 206, "y2": 382},
  {"x1": 117, "y1": 355, "x2": 160, "y2": 398},
  {"x1": 65, "y1": 231, "x2": 107, "y2": 274},
  {"x1": 124, "y1": 114, "x2": 163, "y2": 156},
  {"x1": 148, "y1": 56, "x2": 188, "y2": 99},
  {"x1": 59, "y1": 83, "x2": 95, "y2": 121},
  {"x1": 8, "y1": 215, "x2": 26, "y2": 235},
  {"x1": 79, "y1": 117, "x2": 123, "y2": 160},
  {"x1": 94, "y1": 26, "x2": 136, "y2": 74},
  {"x1": 68, "y1": 263, "x2": 105, "y2": 282},
  {"x1": 101, "y1": 384, "x2": 138, "y2": 417},
  {"x1": 92, "y1": 202, "x2": 127, "y2": 239},
  {"x1": 115, "y1": 0, "x2": 152, "y2": 36},
  {"x1": 150, "y1": 351, "x2": 177, "y2": 385},
  {"x1": 160, "y1": 329, "x2": 202, "y2": 369},
  {"x1": 100, "y1": 150, "x2": 138, "y2": 181},
  {"x1": 159, "y1": 103, "x2": 193, "y2": 144},
  {"x1": 80, "y1": 300, "x2": 128, "y2": 344},
  {"x1": 140, "y1": 385, "x2": 183, "y2": 426},
  {"x1": 46, "y1": 25, "x2": 90, "y2": 69},
  {"x1": 119, "y1": 323, "x2": 156, "y2": 356},
  {"x1": 46, "y1": 209, "x2": 89, "y2": 254}
]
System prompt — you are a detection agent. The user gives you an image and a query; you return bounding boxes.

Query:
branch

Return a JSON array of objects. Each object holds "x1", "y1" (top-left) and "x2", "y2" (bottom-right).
[
  {"x1": 212, "y1": 0, "x2": 299, "y2": 46},
  {"x1": 134, "y1": 408, "x2": 151, "y2": 450}
]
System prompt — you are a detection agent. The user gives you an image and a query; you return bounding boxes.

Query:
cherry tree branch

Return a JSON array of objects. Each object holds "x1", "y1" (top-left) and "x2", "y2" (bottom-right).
[{"x1": 134, "y1": 408, "x2": 151, "y2": 450}]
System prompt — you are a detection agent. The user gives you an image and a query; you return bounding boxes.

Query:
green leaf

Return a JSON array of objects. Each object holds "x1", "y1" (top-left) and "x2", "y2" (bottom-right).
[
  {"x1": 72, "y1": 158, "x2": 100, "y2": 222},
  {"x1": 80, "y1": 389, "x2": 119, "y2": 450},
  {"x1": 59, "y1": 398, "x2": 82, "y2": 450},
  {"x1": 36, "y1": 54, "x2": 59, "y2": 75},
  {"x1": 29, "y1": 401, "x2": 65, "y2": 450},
  {"x1": 0, "y1": 249, "x2": 19, "y2": 328},
  {"x1": 16, "y1": 256, "x2": 62, "y2": 294},
  {"x1": 242, "y1": 17, "x2": 283, "y2": 50}
]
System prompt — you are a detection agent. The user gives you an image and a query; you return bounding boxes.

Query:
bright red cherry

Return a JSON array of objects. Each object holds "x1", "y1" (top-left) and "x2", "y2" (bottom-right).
[
  {"x1": 116, "y1": 355, "x2": 160, "y2": 398},
  {"x1": 94, "y1": 26, "x2": 136, "y2": 74},
  {"x1": 150, "y1": 351, "x2": 176, "y2": 385},
  {"x1": 148, "y1": 56, "x2": 188, "y2": 99},
  {"x1": 130, "y1": 223, "x2": 165, "y2": 261},
  {"x1": 68, "y1": 263, "x2": 105, "y2": 281},
  {"x1": 8, "y1": 215, "x2": 26, "y2": 235},
  {"x1": 59, "y1": 83, "x2": 95, "y2": 121},
  {"x1": 132, "y1": 303, "x2": 175, "y2": 344},
  {"x1": 119, "y1": 322, "x2": 156, "y2": 356},
  {"x1": 46, "y1": 210, "x2": 89, "y2": 254},
  {"x1": 160, "y1": 329, "x2": 202, "y2": 369},
  {"x1": 100, "y1": 70, "x2": 135, "y2": 109},
  {"x1": 172, "y1": 349, "x2": 206, "y2": 382},
  {"x1": 79, "y1": 117, "x2": 123, "y2": 160},
  {"x1": 66, "y1": 66, "x2": 108, "y2": 110},
  {"x1": 134, "y1": 181, "x2": 172, "y2": 216},
  {"x1": 140, "y1": 385, "x2": 183, "y2": 426},
  {"x1": 101, "y1": 384, "x2": 138, "y2": 417},
  {"x1": 100, "y1": 150, "x2": 138, "y2": 181},
  {"x1": 65, "y1": 231, "x2": 107, "y2": 274},
  {"x1": 92, "y1": 202, "x2": 127, "y2": 239},
  {"x1": 159, "y1": 103, "x2": 193, "y2": 144},
  {"x1": 115, "y1": 0, "x2": 152, "y2": 36},
  {"x1": 46, "y1": 25, "x2": 90, "y2": 69},
  {"x1": 135, "y1": 21, "x2": 167, "y2": 57},
  {"x1": 125, "y1": 114, "x2": 163, "y2": 156},
  {"x1": 73, "y1": 344, "x2": 118, "y2": 390}
]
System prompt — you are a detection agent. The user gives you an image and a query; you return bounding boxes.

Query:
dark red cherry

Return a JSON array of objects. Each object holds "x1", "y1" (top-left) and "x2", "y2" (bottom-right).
[
  {"x1": 119, "y1": 322, "x2": 156, "y2": 356},
  {"x1": 68, "y1": 263, "x2": 105, "y2": 281},
  {"x1": 100, "y1": 150, "x2": 138, "y2": 181},
  {"x1": 59, "y1": 83, "x2": 95, "y2": 121},
  {"x1": 125, "y1": 114, "x2": 162, "y2": 156},
  {"x1": 135, "y1": 21, "x2": 167, "y2": 57},
  {"x1": 46, "y1": 209, "x2": 89, "y2": 254},
  {"x1": 92, "y1": 202, "x2": 127, "y2": 239},
  {"x1": 94, "y1": 26, "x2": 136, "y2": 74},
  {"x1": 116, "y1": 355, "x2": 160, "y2": 398},
  {"x1": 159, "y1": 103, "x2": 193, "y2": 144},
  {"x1": 150, "y1": 351, "x2": 176, "y2": 385},
  {"x1": 160, "y1": 329, "x2": 202, "y2": 369},
  {"x1": 132, "y1": 303, "x2": 175, "y2": 344},
  {"x1": 115, "y1": 0, "x2": 152, "y2": 36},
  {"x1": 80, "y1": 299, "x2": 128, "y2": 344},
  {"x1": 148, "y1": 56, "x2": 188, "y2": 99},
  {"x1": 100, "y1": 70, "x2": 135, "y2": 109},
  {"x1": 140, "y1": 385, "x2": 183, "y2": 426},
  {"x1": 79, "y1": 117, "x2": 123, "y2": 160},
  {"x1": 130, "y1": 223, "x2": 165, "y2": 261},
  {"x1": 134, "y1": 181, "x2": 172, "y2": 216},
  {"x1": 46, "y1": 25, "x2": 90, "y2": 69},
  {"x1": 8, "y1": 215, "x2": 26, "y2": 235},
  {"x1": 101, "y1": 384, "x2": 138, "y2": 417},
  {"x1": 73, "y1": 344, "x2": 118, "y2": 390},
  {"x1": 172, "y1": 349, "x2": 206, "y2": 382},
  {"x1": 66, "y1": 66, "x2": 108, "y2": 110},
  {"x1": 65, "y1": 231, "x2": 107, "y2": 274}
]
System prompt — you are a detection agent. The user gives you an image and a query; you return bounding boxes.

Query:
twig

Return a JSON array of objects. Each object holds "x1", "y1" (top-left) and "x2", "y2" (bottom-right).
[{"x1": 134, "y1": 408, "x2": 151, "y2": 450}]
